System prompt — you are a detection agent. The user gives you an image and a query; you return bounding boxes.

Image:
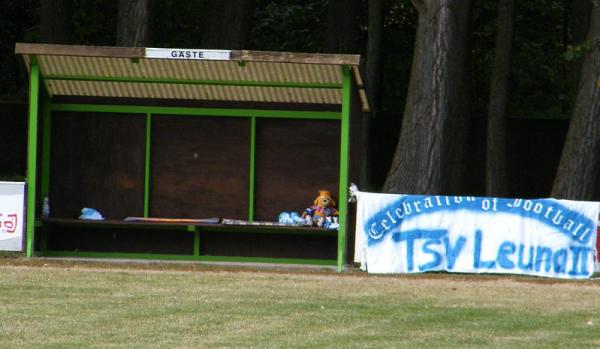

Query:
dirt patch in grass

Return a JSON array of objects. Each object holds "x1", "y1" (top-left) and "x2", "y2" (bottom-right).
[{"x1": 1, "y1": 255, "x2": 598, "y2": 285}]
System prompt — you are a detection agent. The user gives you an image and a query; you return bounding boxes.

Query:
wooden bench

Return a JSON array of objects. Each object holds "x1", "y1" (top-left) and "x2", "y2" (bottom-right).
[{"x1": 39, "y1": 218, "x2": 338, "y2": 265}]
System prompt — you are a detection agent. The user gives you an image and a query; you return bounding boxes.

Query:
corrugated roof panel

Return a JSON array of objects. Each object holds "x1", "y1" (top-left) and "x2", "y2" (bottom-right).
[
  {"x1": 48, "y1": 80, "x2": 342, "y2": 104},
  {"x1": 37, "y1": 55, "x2": 342, "y2": 85},
  {"x1": 18, "y1": 43, "x2": 372, "y2": 109}
]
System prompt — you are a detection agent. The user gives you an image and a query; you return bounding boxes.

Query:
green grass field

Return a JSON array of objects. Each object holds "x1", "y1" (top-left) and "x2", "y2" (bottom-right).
[{"x1": 0, "y1": 259, "x2": 598, "y2": 348}]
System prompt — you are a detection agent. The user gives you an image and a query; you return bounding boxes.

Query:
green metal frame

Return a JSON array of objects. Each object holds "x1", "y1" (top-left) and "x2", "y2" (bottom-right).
[
  {"x1": 25, "y1": 57, "x2": 39, "y2": 257},
  {"x1": 337, "y1": 66, "x2": 351, "y2": 271},
  {"x1": 27, "y1": 62, "x2": 354, "y2": 270},
  {"x1": 49, "y1": 103, "x2": 340, "y2": 120}
]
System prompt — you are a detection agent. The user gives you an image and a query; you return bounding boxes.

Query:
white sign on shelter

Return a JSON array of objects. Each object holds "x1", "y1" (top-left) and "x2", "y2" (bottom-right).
[
  {"x1": 0, "y1": 182, "x2": 25, "y2": 251},
  {"x1": 145, "y1": 48, "x2": 231, "y2": 60}
]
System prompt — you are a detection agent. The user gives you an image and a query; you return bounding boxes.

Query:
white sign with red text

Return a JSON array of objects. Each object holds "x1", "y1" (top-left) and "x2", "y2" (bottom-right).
[{"x1": 0, "y1": 182, "x2": 25, "y2": 251}]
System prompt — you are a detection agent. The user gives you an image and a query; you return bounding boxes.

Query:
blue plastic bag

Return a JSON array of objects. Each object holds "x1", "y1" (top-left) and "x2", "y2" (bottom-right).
[{"x1": 79, "y1": 207, "x2": 104, "y2": 220}]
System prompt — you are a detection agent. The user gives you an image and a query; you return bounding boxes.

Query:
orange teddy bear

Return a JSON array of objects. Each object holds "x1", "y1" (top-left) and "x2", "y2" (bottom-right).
[{"x1": 302, "y1": 190, "x2": 339, "y2": 228}]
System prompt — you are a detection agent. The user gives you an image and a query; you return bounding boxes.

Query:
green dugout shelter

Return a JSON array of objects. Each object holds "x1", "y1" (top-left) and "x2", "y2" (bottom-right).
[{"x1": 15, "y1": 43, "x2": 368, "y2": 270}]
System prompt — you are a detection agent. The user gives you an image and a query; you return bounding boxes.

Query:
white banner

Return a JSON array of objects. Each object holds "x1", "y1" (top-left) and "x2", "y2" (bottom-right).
[
  {"x1": 145, "y1": 48, "x2": 231, "y2": 60},
  {"x1": 352, "y1": 188, "x2": 599, "y2": 279},
  {"x1": 0, "y1": 182, "x2": 25, "y2": 251}
]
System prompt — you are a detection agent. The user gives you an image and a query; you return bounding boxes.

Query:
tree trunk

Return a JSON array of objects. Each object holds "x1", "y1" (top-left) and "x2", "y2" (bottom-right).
[
  {"x1": 382, "y1": 0, "x2": 472, "y2": 194},
  {"x1": 366, "y1": 0, "x2": 383, "y2": 118},
  {"x1": 485, "y1": 0, "x2": 514, "y2": 197},
  {"x1": 200, "y1": 0, "x2": 256, "y2": 49},
  {"x1": 40, "y1": 0, "x2": 73, "y2": 44},
  {"x1": 551, "y1": 5, "x2": 600, "y2": 200},
  {"x1": 116, "y1": 0, "x2": 152, "y2": 47},
  {"x1": 567, "y1": 0, "x2": 593, "y2": 112},
  {"x1": 362, "y1": 0, "x2": 383, "y2": 189},
  {"x1": 323, "y1": 0, "x2": 359, "y2": 53}
]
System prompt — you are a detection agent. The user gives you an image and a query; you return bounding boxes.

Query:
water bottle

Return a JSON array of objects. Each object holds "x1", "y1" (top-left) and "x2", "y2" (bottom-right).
[{"x1": 42, "y1": 195, "x2": 50, "y2": 218}]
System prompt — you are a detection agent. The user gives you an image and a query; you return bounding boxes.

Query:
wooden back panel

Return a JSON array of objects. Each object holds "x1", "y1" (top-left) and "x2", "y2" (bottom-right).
[
  {"x1": 150, "y1": 116, "x2": 250, "y2": 219},
  {"x1": 254, "y1": 119, "x2": 340, "y2": 221},
  {"x1": 50, "y1": 112, "x2": 146, "y2": 219}
]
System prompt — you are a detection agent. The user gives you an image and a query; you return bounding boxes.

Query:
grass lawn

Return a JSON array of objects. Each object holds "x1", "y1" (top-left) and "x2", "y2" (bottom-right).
[{"x1": 0, "y1": 259, "x2": 599, "y2": 348}]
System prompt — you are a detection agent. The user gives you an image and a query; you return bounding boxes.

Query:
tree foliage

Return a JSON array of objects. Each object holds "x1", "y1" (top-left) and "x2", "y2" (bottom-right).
[
  {"x1": 199, "y1": 0, "x2": 256, "y2": 49},
  {"x1": 0, "y1": 0, "x2": 37, "y2": 99},
  {"x1": 249, "y1": 0, "x2": 328, "y2": 52},
  {"x1": 369, "y1": 0, "x2": 417, "y2": 188},
  {"x1": 470, "y1": 0, "x2": 568, "y2": 119},
  {"x1": 41, "y1": 0, "x2": 73, "y2": 44},
  {"x1": 152, "y1": 0, "x2": 204, "y2": 48},
  {"x1": 1, "y1": 0, "x2": 598, "y2": 199},
  {"x1": 72, "y1": 0, "x2": 118, "y2": 45}
]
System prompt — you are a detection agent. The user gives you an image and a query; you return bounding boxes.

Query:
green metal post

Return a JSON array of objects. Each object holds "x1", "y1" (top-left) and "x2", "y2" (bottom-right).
[
  {"x1": 248, "y1": 117, "x2": 256, "y2": 221},
  {"x1": 194, "y1": 230, "x2": 200, "y2": 257},
  {"x1": 337, "y1": 65, "x2": 352, "y2": 272},
  {"x1": 144, "y1": 113, "x2": 152, "y2": 217},
  {"x1": 26, "y1": 58, "x2": 40, "y2": 257}
]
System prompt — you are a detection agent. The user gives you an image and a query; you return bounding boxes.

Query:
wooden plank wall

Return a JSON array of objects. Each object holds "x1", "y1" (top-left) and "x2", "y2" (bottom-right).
[
  {"x1": 50, "y1": 112, "x2": 146, "y2": 219},
  {"x1": 254, "y1": 119, "x2": 340, "y2": 221},
  {"x1": 150, "y1": 116, "x2": 250, "y2": 219}
]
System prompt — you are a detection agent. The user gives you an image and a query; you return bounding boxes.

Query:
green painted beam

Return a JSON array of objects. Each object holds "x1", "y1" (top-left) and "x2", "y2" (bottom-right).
[
  {"x1": 43, "y1": 74, "x2": 343, "y2": 90},
  {"x1": 248, "y1": 117, "x2": 256, "y2": 221},
  {"x1": 41, "y1": 250, "x2": 337, "y2": 266},
  {"x1": 26, "y1": 57, "x2": 40, "y2": 258},
  {"x1": 50, "y1": 103, "x2": 340, "y2": 120},
  {"x1": 336, "y1": 65, "x2": 352, "y2": 272},
  {"x1": 144, "y1": 113, "x2": 151, "y2": 217}
]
